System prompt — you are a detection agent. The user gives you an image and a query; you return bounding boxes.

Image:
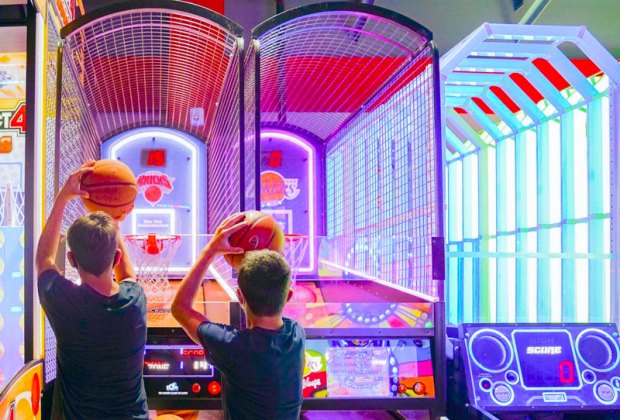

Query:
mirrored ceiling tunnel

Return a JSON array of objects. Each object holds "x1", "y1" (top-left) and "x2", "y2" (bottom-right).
[
  {"x1": 441, "y1": 23, "x2": 620, "y2": 324},
  {"x1": 50, "y1": 0, "x2": 244, "y2": 231}
]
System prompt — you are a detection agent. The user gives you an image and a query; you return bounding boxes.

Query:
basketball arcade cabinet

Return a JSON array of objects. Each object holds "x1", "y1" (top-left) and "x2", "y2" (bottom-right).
[
  {"x1": 51, "y1": 1, "x2": 246, "y2": 412},
  {"x1": 252, "y1": 3, "x2": 446, "y2": 416}
]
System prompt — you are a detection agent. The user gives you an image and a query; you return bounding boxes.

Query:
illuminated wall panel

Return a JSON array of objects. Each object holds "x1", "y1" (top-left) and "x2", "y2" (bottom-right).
[
  {"x1": 445, "y1": 81, "x2": 612, "y2": 324},
  {"x1": 0, "y1": 51, "x2": 27, "y2": 390},
  {"x1": 441, "y1": 24, "x2": 618, "y2": 325}
]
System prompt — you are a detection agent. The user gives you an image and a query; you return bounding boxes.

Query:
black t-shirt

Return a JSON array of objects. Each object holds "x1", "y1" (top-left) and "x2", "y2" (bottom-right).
[
  {"x1": 38, "y1": 269, "x2": 148, "y2": 420},
  {"x1": 198, "y1": 318, "x2": 305, "y2": 420}
]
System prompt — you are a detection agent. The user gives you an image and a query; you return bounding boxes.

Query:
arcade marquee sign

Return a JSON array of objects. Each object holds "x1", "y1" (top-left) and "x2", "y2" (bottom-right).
[{"x1": 0, "y1": 102, "x2": 26, "y2": 154}]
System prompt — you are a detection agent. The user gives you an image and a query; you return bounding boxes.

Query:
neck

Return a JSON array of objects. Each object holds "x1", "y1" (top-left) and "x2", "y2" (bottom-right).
[
  {"x1": 79, "y1": 268, "x2": 119, "y2": 296},
  {"x1": 245, "y1": 312, "x2": 284, "y2": 330}
]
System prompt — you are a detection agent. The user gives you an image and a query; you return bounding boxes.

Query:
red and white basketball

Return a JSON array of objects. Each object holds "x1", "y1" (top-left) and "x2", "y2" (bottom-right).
[{"x1": 223, "y1": 211, "x2": 285, "y2": 270}]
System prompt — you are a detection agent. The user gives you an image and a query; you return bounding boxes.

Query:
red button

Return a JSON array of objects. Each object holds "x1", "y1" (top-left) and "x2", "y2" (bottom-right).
[
  {"x1": 208, "y1": 381, "x2": 221, "y2": 395},
  {"x1": 413, "y1": 382, "x2": 426, "y2": 395},
  {"x1": 397, "y1": 383, "x2": 407, "y2": 393},
  {"x1": 192, "y1": 383, "x2": 201, "y2": 393}
]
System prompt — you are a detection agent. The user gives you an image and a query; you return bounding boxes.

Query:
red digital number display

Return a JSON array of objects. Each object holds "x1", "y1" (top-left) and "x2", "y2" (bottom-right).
[
  {"x1": 148, "y1": 149, "x2": 166, "y2": 166},
  {"x1": 183, "y1": 348, "x2": 205, "y2": 357},
  {"x1": 261, "y1": 151, "x2": 282, "y2": 168},
  {"x1": 141, "y1": 149, "x2": 166, "y2": 167},
  {"x1": 559, "y1": 360, "x2": 575, "y2": 384}
]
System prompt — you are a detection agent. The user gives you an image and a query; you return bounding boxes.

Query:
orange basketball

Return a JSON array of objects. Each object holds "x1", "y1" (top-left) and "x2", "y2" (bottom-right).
[
  {"x1": 224, "y1": 211, "x2": 285, "y2": 270},
  {"x1": 80, "y1": 159, "x2": 138, "y2": 220}
]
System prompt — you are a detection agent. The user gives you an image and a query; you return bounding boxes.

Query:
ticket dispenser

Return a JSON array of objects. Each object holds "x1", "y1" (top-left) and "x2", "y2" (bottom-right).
[{"x1": 448, "y1": 324, "x2": 620, "y2": 418}]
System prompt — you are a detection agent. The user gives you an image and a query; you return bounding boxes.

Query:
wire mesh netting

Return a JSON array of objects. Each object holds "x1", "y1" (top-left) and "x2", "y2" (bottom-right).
[
  {"x1": 44, "y1": 15, "x2": 61, "y2": 385},
  {"x1": 255, "y1": 9, "x2": 429, "y2": 143},
  {"x1": 58, "y1": 48, "x2": 100, "y2": 233},
  {"x1": 326, "y1": 46, "x2": 439, "y2": 296},
  {"x1": 207, "y1": 38, "x2": 243, "y2": 231},
  {"x1": 255, "y1": 6, "x2": 441, "y2": 297},
  {"x1": 282, "y1": 234, "x2": 309, "y2": 285},
  {"x1": 61, "y1": 8, "x2": 241, "y2": 142},
  {"x1": 0, "y1": 185, "x2": 25, "y2": 227},
  {"x1": 243, "y1": 41, "x2": 258, "y2": 212},
  {"x1": 124, "y1": 234, "x2": 181, "y2": 301}
]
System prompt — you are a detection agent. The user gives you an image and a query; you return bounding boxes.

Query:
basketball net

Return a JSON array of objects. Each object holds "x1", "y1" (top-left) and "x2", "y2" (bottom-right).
[
  {"x1": 124, "y1": 234, "x2": 181, "y2": 301},
  {"x1": 0, "y1": 183, "x2": 25, "y2": 227},
  {"x1": 282, "y1": 234, "x2": 309, "y2": 285}
]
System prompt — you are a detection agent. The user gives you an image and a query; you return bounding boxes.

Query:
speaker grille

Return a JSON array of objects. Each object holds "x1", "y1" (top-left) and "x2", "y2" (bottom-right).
[
  {"x1": 469, "y1": 330, "x2": 513, "y2": 373},
  {"x1": 577, "y1": 330, "x2": 620, "y2": 372}
]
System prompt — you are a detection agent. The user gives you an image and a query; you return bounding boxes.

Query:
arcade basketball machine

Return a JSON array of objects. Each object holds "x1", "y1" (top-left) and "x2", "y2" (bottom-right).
[
  {"x1": 250, "y1": 3, "x2": 445, "y2": 417},
  {"x1": 44, "y1": 0, "x2": 249, "y2": 410},
  {"x1": 441, "y1": 24, "x2": 620, "y2": 418}
]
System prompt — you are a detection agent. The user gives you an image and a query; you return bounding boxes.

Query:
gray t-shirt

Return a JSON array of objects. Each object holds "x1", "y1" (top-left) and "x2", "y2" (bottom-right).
[{"x1": 38, "y1": 269, "x2": 148, "y2": 419}]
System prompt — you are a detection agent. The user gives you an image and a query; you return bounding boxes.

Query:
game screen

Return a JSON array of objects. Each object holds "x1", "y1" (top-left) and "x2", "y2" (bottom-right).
[
  {"x1": 513, "y1": 330, "x2": 581, "y2": 389},
  {"x1": 303, "y1": 338, "x2": 434, "y2": 398}
]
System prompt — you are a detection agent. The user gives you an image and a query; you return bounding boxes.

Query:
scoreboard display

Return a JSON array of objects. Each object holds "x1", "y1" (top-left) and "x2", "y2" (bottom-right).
[{"x1": 459, "y1": 324, "x2": 620, "y2": 411}]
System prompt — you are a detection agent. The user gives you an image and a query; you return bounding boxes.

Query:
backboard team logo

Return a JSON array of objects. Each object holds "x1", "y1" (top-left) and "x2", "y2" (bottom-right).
[
  {"x1": 260, "y1": 170, "x2": 300, "y2": 207},
  {"x1": 136, "y1": 170, "x2": 175, "y2": 206}
]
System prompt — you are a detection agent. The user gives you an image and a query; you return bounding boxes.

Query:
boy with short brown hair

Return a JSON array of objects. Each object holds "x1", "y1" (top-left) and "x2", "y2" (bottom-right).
[
  {"x1": 36, "y1": 161, "x2": 148, "y2": 419},
  {"x1": 172, "y1": 213, "x2": 305, "y2": 419}
]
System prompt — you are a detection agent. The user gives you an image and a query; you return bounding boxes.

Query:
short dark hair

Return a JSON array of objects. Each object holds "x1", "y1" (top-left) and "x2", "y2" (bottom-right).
[
  {"x1": 237, "y1": 250, "x2": 291, "y2": 316},
  {"x1": 67, "y1": 211, "x2": 118, "y2": 276}
]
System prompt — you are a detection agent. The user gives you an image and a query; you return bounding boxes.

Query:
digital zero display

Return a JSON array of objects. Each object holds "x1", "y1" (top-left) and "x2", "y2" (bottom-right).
[
  {"x1": 261, "y1": 150, "x2": 282, "y2": 168},
  {"x1": 141, "y1": 148, "x2": 166, "y2": 167},
  {"x1": 514, "y1": 330, "x2": 580, "y2": 388}
]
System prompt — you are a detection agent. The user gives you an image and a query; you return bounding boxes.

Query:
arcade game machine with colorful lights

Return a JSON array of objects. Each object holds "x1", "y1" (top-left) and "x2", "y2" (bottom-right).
[
  {"x1": 440, "y1": 23, "x2": 620, "y2": 419},
  {"x1": 0, "y1": 6, "x2": 41, "y2": 418},
  {"x1": 45, "y1": 1, "x2": 247, "y2": 411},
  {"x1": 250, "y1": 3, "x2": 445, "y2": 416}
]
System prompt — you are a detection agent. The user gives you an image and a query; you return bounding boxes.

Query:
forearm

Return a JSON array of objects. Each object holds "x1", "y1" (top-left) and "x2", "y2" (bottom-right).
[
  {"x1": 171, "y1": 244, "x2": 217, "y2": 342},
  {"x1": 114, "y1": 230, "x2": 136, "y2": 281},
  {"x1": 35, "y1": 193, "x2": 70, "y2": 274}
]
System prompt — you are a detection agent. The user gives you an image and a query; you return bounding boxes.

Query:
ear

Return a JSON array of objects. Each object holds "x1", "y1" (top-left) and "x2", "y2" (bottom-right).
[
  {"x1": 235, "y1": 288, "x2": 245, "y2": 305},
  {"x1": 113, "y1": 249, "x2": 122, "y2": 267},
  {"x1": 285, "y1": 288, "x2": 293, "y2": 303},
  {"x1": 67, "y1": 251, "x2": 77, "y2": 268}
]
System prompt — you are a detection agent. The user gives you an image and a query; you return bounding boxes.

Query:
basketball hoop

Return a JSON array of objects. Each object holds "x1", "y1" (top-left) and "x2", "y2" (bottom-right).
[
  {"x1": 0, "y1": 184, "x2": 25, "y2": 227},
  {"x1": 124, "y1": 234, "x2": 181, "y2": 301},
  {"x1": 282, "y1": 234, "x2": 309, "y2": 285}
]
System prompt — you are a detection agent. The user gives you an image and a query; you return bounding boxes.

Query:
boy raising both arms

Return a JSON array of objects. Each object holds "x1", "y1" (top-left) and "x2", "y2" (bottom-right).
[
  {"x1": 36, "y1": 161, "x2": 148, "y2": 419},
  {"x1": 172, "y1": 213, "x2": 306, "y2": 419}
]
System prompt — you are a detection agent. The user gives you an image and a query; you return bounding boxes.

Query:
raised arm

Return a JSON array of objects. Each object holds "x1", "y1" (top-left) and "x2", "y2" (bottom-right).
[
  {"x1": 114, "y1": 227, "x2": 136, "y2": 282},
  {"x1": 171, "y1": 213, "x2": 246, "y2": 344},
  {"x1": 35, "y1": 161, "x2": 95, "y2": 276}
]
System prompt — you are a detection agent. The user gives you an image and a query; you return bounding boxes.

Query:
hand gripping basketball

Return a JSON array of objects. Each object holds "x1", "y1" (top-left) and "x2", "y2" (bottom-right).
[
  {"x1": 79, "y1": 159, "x2": 138, "y2": 220},
  {"x1": 222, "y1": 211, "x2": 285, "y2": 270}
]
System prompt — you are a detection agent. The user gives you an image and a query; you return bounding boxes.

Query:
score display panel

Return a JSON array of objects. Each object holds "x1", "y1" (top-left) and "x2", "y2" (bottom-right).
[
  {"x1": 460, "y1": 324, "x2": 620, "y2": 411},
  {"x1": 513, "y1": 330, "x2": 579, "y2": 389},
  {"x1": 143, "y1": 344, "x2": 223, "y2": 408}
]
